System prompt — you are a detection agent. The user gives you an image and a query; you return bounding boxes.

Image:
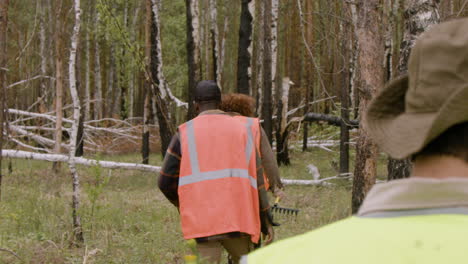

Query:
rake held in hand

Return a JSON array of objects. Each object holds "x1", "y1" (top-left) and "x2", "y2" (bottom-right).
[{"x1": 270, "y1": 197, "x2": 300, "y2": 217}]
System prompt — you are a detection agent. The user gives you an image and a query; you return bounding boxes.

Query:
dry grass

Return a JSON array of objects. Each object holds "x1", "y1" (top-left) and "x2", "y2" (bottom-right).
[{"x1": 0, "y1": 138, "x2": 387, "y2": 263}]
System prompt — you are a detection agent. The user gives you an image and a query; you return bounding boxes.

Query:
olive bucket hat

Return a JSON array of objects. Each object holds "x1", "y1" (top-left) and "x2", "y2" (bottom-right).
[{"x1": 365, "y1": 18, "x2": 468, "y2": 159}]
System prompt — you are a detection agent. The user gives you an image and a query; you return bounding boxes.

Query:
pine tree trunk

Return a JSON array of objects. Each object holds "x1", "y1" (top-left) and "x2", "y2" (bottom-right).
[
  {"x1": 53, "y1": 1, "x2": 64, "y2": 173},
  {"x1": 298, "y1": 0, "x2": 312, "y2": 151},
  {"x1": 237, "y1": 0, "x2": 254, "y2": 95},
  {"x1": 261, "y1": 0, "x2": 273, "y2": 144},
  {"x1": 0, "y1": 0, "x2": 9, "y2": 200},
  {"x1": 84, "y1": 18, "x2": 91, "y2": 121},
  {"x1": 185, "y1": 0, "x2": 201, "y2": 120},
  {"x1": 39, "y1": 0, "x2": 47, "y2": 101},
  {"x1": 387, "y1": 0, "x2": 440, "y2": 180},
  {"x1": 128, "y1": 5, "x2": 141, "y2": 118},
  {"x1": 106, "y1": 44, "x2": 116, "y2": 118},
  {"x1": 94, "y1": 11, "x2": 103, "y2": 120},
  {"x1": 340, "y1": 16, "x2": 350, "y2": 175},
  {"x1": 352, "y1": 0, "x2": 384, "y2": 213}
]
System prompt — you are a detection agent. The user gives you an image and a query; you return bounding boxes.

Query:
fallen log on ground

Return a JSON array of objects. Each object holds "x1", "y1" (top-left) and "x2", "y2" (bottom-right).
[
  {"x1": 2, "y1": 149, "x2": 161, "y2": 173},
  {"x1": 281, "y1": 173, "x2": 352, "y2": 186},
  {"x1": 304, "y1": 113, "x2": 359, "y2": 128}
]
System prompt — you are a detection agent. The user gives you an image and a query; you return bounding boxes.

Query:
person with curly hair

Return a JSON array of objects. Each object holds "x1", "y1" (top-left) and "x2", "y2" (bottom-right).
[{"x1": 220, "y1": 93, "x2": 285, "y2": 199}]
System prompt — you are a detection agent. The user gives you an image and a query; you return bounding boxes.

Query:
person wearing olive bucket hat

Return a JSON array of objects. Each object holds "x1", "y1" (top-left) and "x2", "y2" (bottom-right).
[{"x1": 242, "y1": 18, "x2": 468, "y2": 264}]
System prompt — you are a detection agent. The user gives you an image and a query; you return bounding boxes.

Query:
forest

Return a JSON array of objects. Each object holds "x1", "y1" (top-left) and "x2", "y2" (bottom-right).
[{"x1": 0, "y1": 0, "x2": 467, "y2": 263}]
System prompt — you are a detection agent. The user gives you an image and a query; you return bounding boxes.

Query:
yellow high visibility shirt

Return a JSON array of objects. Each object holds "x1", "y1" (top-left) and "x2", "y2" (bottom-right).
[{"x1": 244, "y1": 214, "x2": 468, "y2": 264}]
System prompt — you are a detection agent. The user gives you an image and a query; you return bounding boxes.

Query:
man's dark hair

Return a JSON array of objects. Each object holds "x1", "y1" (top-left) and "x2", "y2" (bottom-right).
[
  {"x1": 195, "y1": 80, "x2": 221, "y2": 103},
  {"x1": 414, "y1": 122, "x2": 468, "y2": 162}
]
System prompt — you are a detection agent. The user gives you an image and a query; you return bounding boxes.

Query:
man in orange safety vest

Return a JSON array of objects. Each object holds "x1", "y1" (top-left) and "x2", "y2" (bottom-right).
[{"x1": 158, "y1": 80, "x2": 275, "y2": 263}]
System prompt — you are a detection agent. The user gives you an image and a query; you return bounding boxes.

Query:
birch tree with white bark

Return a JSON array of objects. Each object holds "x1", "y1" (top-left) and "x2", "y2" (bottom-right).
[
  {"x1": 185, "y1": 0, "x2": 202, "y2": 119},
  {"x1": 387, "y1": 0, "x2": 440, "y2": 180},
  {"x1": 68, "y1": 0, "x2": 84, "y2": 243}
]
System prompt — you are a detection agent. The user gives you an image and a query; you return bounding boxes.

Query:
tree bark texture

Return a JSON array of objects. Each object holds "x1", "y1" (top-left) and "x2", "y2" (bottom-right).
[
  {"x1": 142, "y1": 0, "x2": 153, "y2": 165},
  {"x1": 0, "y1": 0, "x2": 9, "y2": 200},
  {"x1": 340, "y1": 26, "x2": 350, "y2": 175},
  {"x1": 352, "y1": 0, "x2": 385, "y2": 213},
  {"x1": 185, "y1": 0, "x2": 201, "y2": 120},
  {"x1": 68, "y1": 0, "x2": 84, "y2": 244},
  {"x1": 209, "y1": 0, "x2": 220, "y2": 87},
  {"x1": 53, "y1": 1, "x2": 64, "y2": 172},
  {"x1": 270, "y1": 0, "x2": 279, "y2": 100},
  {"x1": 94, "y1": 11, "x2": 103, "y2": 120},
  {"x1": 261, "y1": 0, "x2": 273, "y2": 144},
  {"x1": 276, "y1": 78, "x2": 291, "y2": 166},
  {"x1": 237, "y1": 0, "x2": 253, "y2": 95},
  {"x1": 388, "y1": 0, "x2": 440, "y2": 181},
  {"x1": 75, "y1": 43, "x2": 84, "y2": 157},
  {"x1": 150, "y1": 0, "x2": 175, "y2": 157}
]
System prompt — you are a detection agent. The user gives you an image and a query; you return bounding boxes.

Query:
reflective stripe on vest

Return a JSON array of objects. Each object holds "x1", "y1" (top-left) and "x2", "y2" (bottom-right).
[
  {"x1": 179, "y1": 119, "x2": 257, "y2": 189},
  {"x1": 178, "y1": 114, "x2": 261, "y2": 243},
  {"x1": 245, "y1": 208, "x2": 468, "y2": 264}
]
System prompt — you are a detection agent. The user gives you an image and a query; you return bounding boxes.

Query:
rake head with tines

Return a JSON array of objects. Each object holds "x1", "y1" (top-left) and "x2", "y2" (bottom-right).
[{"x1": 270, "y1": 197, "x2": 300, "y2": 219}]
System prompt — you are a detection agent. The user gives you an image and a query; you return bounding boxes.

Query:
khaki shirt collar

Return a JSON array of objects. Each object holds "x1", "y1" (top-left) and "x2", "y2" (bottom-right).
[
  {"x1": 358, "y1": 177, "x2": 468, "y2": 216},
  {"x1": 198, "y1": 109, "x2": 226, "y2": 116}
]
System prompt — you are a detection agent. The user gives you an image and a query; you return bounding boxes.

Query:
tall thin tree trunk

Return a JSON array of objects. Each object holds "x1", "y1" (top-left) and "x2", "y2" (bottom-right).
[
  {"x1": 106, "y1": 44, "x2": 116, "y2": 118},
  {"x1": 209, "y1": 0, "x2": 220, "y2": 87},
  {"x1": 237, "y1": 0, "x2": 254, "y2": 95},
  {"x1": 340, "y1": 17, "x2": 350, "y2": 175},
  {"x1": 261, "y1": 0, "x2": 273, "y2": 144},
  {"x1": 53, "y1": 1, "x2": 64, "y2": 173},
  {"x1": 255, "y1": 1, "x2": 264, "y2": 116},
  {"x1": 94, "y1": 11, "x2": 103, "y2": 120},
  {"x1": 219, "y1": 16, "x2": 228, "y2": 91},
  {"x1": 276, "y1": 77, "x2": 291, "y2": 165},
  {"x1": 75, "y1": 43, "x2": 84, "y2": 157},
  {"x1": 150, "y1": 0, "x2": 175, "y2": 157},
  {"x1": 142, "y1": 0, "x2": 153, "y2": 165},
  {"x1": 352, "y1": 0, "x2": 385, "y2": 213},
  {"x1": 0, "y1": 0, "x2": 9, "y2": 201},
  {"x1": 68, "y1": 0, "x2": 84, "y2": 244},
  {"x1": 301, "y1": 0, "x2": 313, "y2": 151},
  {"x1": 84, "y1": 18, "x2": 91, "y2": 121},
  {"x1": 270, "y1": 0, "x2": 279, "y2": 100},
  {"x1": 185, "y1": 0, "x2": 201, "y2": 120},
  {"x1": 142, "y1": 89, "x2": 152, "y2": 164},
  {"x1": 387, "y1": 0, "x2": 440, "y2": 180},
  {"x1": 39, "y1": 0, "x2": 47, "y2": 100},
  {"x1": 128, "y1": 5, "x2": 141, "y2": 118}
]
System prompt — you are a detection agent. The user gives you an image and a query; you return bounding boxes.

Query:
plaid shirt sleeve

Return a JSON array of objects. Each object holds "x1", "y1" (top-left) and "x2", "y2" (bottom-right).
[{"x1": 158, "y1": 133, "x2": 182, "y2": 207}]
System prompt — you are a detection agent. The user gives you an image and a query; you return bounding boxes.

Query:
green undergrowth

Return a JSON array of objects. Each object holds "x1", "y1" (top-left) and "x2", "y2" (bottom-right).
[{"x1": 0, "y1": 147, "x2": 385, "y2": 263}]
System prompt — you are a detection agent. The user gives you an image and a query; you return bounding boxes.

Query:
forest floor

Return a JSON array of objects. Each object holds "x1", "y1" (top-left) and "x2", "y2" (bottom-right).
[{"x1": 0, "y1": 136, "x2": 389, "y2": 263}]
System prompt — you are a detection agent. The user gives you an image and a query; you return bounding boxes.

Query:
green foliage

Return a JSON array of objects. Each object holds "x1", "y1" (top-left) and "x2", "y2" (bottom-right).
[
  {"x1": 0, "y1": 150, "x2": 358, "y2": 263},
  {"x1": 84, "y1": 158, "x2": 110, "y2": 224},
  {"x1": 160, "y1": 0, "x2": 189, "y2": 98}
]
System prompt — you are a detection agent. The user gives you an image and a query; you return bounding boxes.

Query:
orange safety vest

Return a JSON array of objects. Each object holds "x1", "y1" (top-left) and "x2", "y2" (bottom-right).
[
  {"x1": 178, "y1": 114, "x2": 261, "y2": 243},
  {"x1": 233, "y1": 115, "x2": 270, "y2": 191}
]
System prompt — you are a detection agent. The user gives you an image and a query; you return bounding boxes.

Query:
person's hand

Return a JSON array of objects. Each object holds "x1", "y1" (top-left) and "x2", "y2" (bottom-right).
[
  {"x1": 263, "y1": 224, "x2": 274, "y2": 245},
  {"x1": 273, "y1": 188, "x2": 286, "y2": 201}
]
